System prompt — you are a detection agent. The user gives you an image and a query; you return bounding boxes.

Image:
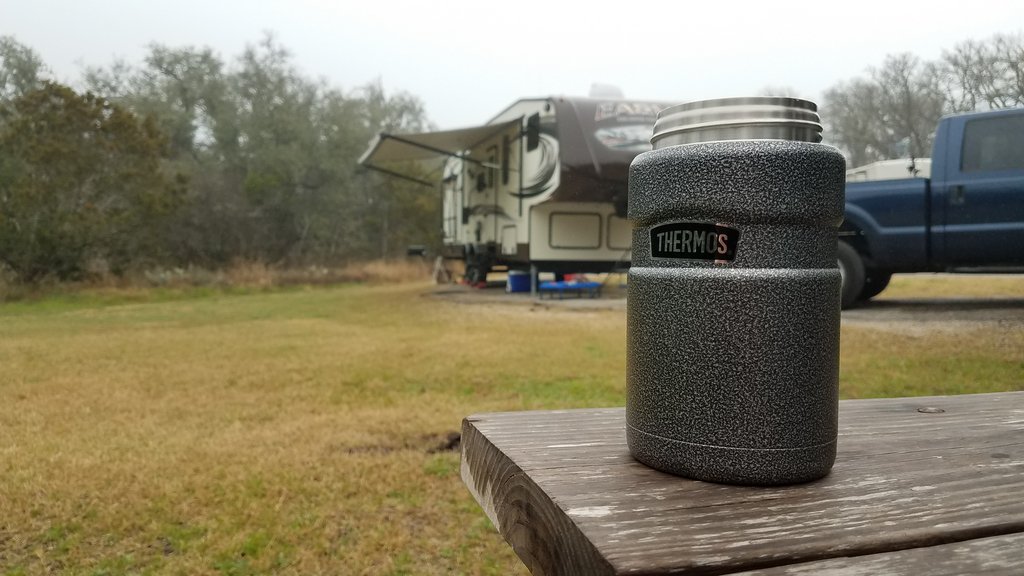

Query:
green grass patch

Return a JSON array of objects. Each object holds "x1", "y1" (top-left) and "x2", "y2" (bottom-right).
[{"x1": 840, "y1": 326, "x2": 1023, "y2": 397}]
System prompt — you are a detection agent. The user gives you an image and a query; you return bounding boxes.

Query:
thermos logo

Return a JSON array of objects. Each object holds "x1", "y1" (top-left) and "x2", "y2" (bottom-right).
[{"x1": 650, "y1": 222, "x2": 739, "y2": 261}]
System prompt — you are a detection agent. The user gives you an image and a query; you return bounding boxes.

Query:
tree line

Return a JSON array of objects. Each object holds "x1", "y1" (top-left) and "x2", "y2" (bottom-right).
[
  {"x1": 823, "y1": 32, "x2": 1024, "y2": 167},
  {"x1": 0, "y1": 34, "x2": 436, "y2": 282},
  {"x1": 2, "y1": 32, "x2": 1022, "y2": 283}
]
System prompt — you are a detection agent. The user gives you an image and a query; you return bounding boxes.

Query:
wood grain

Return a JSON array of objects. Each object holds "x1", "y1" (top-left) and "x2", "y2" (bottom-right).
[
  {"x1": 732, "y1": 532, "x2": 1024, "y2": 575},
  {"x1": 461, "y1": 393, "x2": 1024, "y2": 575}
]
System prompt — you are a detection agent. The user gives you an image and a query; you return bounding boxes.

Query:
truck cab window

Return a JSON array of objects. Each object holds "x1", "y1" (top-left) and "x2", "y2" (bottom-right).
[{"x1": 962, "y1": 115, "x2": 1024, "y2": 172}]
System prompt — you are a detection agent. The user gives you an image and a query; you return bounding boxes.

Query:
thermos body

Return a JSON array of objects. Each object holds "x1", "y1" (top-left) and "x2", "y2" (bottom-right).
[{"x1": 626, "y1": 98, "x2": 846, "y2": 486}]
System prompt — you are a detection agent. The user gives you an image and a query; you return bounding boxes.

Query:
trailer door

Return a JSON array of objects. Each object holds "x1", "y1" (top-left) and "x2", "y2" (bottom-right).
[{"x1": 441, "y1": 160, "x2": 462, "y2": 245}]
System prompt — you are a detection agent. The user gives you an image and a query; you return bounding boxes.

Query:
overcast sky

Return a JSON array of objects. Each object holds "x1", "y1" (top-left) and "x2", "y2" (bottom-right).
[{"x1": 4, "y1": 0, "x2": 1023, "y2": 129}]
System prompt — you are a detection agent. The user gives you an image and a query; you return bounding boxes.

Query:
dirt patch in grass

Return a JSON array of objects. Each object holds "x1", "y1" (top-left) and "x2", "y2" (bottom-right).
[{"x1": 341, "y1": 431, "x2": 462, "y2": 455}]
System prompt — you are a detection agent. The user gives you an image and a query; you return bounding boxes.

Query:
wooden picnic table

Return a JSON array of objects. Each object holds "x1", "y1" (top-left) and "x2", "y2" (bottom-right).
[{"x1": 461, "y1": 392, "x2": 1024, "y2": 575}]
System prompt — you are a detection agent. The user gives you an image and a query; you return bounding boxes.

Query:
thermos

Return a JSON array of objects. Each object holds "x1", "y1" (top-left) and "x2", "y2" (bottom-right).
[{"x1": 626, "y1": 97, "x2": 846, "y2": 485}]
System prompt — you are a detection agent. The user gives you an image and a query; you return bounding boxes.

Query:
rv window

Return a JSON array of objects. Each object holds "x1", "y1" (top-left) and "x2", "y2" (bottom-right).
[
  {"x1": 526, "y1": 113, "x2": 541, "y2": 151},
  {"x1": 502, "y1": 135, "x2": 510, "y2": 185},
  {"x1": 486, "y1": 145, "x2": 497, "y2": 189}
]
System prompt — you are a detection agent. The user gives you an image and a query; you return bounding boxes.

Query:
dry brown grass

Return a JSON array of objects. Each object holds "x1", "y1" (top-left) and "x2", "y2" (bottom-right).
[
  {"x1": 0, "y1": 283, "x2": 623, "y2": 575},
  {"x1": 0, "y1": 276, "x2": 1021, "y2": 575},
  {"x1": 0, "y1": 259, "x2": 434, "y2": 305},
  {"x1": 332, "y1": 259, "x2": 434, "y2": 284}
]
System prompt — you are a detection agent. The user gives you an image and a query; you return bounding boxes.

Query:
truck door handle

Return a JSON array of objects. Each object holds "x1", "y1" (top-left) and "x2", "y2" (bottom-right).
[{"x1": 950, "y1": 185, "x2": 966, "y2": 205}]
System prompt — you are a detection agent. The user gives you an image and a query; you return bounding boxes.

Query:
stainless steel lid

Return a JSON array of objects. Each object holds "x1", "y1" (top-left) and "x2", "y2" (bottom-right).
[{"x1": 651, "y1": 96, "x2": 822, "y2": 149}]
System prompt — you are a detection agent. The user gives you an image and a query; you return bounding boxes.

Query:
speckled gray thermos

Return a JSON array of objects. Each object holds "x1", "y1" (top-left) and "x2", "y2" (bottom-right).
[{"x1": 626, "y1": 97, "x2": 846, "y2": 485}]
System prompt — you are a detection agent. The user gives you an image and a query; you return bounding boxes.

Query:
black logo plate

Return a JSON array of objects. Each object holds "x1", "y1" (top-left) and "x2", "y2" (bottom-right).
[{"x1": 650, "y1": 222, "x2": 739, "y2": 261}]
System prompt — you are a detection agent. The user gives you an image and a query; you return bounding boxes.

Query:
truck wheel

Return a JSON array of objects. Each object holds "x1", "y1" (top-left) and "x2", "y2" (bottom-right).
[
  {"x1": 859, "y1": 271, "x2": 892, "y2": 301},
  {"x1": 837, "y1": 241, "x2": 865, "y2": 310}
]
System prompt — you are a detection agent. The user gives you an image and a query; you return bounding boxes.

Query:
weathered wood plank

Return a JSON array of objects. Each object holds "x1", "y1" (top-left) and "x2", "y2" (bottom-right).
[
  {"x1": 461, "y1": 393, "x2": 1024, "y2": 575},
  {"x1": 461, "y1": 411, "x2": 616, "y2": 575},
  {"x1": 732, "y1": 532, "x2": 1024, "y2": 575}
]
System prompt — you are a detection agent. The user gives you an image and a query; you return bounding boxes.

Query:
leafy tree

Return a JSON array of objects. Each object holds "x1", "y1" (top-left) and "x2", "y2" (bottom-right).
[
  {"x1": 84, "y1": 35, "x2": 435, "y2": 267},
  {"x1": 0, "y1": 36, "x2": 46, "y2": 102},
  {"x1": 335, "y1": 79, "x2": 434, "y2": 260},
  {"x1": 0, "y1": 83, "x2": 182, "y2": 281}
]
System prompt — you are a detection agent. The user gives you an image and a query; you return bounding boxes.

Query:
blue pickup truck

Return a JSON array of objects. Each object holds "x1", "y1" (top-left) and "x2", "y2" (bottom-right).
[{"x1": 839, "y1": 107, "x2": 1024, "y2": 308}]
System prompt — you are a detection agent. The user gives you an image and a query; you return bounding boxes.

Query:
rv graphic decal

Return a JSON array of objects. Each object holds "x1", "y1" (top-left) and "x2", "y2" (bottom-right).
[
  {"x1": 594, "y1": 101, "x2": 664, "y2": 123},
  {"x1": 594, "y1": 125, "x2": 655, "y2": 152},
  {"x1": 512, "y1": 134, "x2": 557, "y2": 199},
  {"x1": 593, "y1": 101, "x2": 661, "y2": 153}
]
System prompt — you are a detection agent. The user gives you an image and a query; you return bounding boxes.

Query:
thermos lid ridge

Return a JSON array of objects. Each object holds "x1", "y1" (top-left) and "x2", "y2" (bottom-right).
[{"x1": 652, "y1": 96, "x2": 823, "y2": 148}]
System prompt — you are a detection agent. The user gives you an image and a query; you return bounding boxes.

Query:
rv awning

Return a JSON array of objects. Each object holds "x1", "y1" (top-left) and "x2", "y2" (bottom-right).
[{"x1": 358, "y1": 119, "x2": 521, "y2": 186}]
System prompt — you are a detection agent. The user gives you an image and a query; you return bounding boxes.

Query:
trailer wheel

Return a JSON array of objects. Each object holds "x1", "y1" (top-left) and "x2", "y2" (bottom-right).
[
  {"x1": 464, "y1": 264, "x2": 489, "y2": 286},
  {"x1": 837, "y1": 241, "x2": 865, "y2": 310},
  {"x1": 859, "y1": 270, "x2": 892, "y2": 301}
]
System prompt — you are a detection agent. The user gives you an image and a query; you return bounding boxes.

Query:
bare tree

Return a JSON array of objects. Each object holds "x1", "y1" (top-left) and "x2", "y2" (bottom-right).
[
  {"x1": 823, "y1": 79, "x2": 888, "y2": 168},
  {"x1": 872, "y1": 54, "x2": 946, "y2": 160},
  {"x1": 756, "y1": 85, "x2": 803, "y2": 98},
  {"x1": 997, "y1": 34, "x2": 1024, "y2": 105},
  {"x1": 939, "y1": 39, "x2": 994, "y2": 111},
  {"x1": 940, "y1": 33, "x2": 1024, "y2": 110},
  {"x1": 823, "y1": 53, "x2": 947, "y2": 166}
]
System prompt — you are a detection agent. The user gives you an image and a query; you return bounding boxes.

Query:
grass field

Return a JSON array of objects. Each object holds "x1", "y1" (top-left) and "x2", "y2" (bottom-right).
[
  {"x1": 877, "y1": 273, "x2": 1024, "y2": 299},
  {"x1": 1, "y1": 275, "x2": 1022, "y2": 575}
]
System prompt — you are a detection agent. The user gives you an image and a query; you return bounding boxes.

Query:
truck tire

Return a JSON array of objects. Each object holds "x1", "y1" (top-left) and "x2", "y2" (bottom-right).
[
  {"x1": 859, "y1": 271, "x2": 892, "y2": 301},
  {"x1": 837, "y1": 241, "x2": 865, "y2": 310}
]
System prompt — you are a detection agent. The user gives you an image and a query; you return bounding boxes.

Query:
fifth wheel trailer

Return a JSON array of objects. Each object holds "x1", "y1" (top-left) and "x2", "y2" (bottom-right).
[{"x1": 359, "y1": 96, "x2": 673, "y2": 283}]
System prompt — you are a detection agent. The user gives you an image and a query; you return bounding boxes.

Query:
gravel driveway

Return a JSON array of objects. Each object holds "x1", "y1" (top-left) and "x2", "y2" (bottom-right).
[
  {"x1": 432, "y1": 281, "x2": 1024, "y2": 333},
  {"x1": 841, "y1": 297, "x2": 1024, "y2": 334}
]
